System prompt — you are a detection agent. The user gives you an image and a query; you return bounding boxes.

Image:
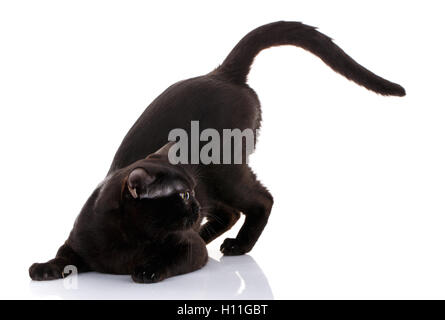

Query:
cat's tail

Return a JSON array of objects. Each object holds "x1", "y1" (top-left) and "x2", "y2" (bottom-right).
[{"x1": 214, "y1": 21, "x2": 405, "y2": 96}]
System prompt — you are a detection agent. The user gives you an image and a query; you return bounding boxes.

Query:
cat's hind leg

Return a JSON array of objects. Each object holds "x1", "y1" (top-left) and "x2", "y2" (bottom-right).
[{"x1": 214, "y1": 165, "x2": 273, "y2": 255}]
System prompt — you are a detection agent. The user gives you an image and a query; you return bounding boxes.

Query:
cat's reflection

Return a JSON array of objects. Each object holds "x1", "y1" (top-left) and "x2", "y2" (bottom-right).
[{"x1": 29, "y1": 254, "x2": 273, "y2": 299}]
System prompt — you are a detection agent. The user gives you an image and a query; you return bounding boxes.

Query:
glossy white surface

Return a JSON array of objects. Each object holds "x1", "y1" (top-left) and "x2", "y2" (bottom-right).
[
  {"x1": 1, "y1": 0, "x2": 445, "y2": 300},
  {"x1": 27, "y1": 251, "x2": 273, "y2": 300}
]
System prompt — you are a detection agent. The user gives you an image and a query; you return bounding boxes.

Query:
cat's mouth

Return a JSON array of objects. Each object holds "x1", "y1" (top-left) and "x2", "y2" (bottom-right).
[
  {"x1": 183, "y1": 219, "x2": 194, "y2": 229},
  {"x1": 182, "y1": 213, "x2": 198, "y2": 229},
  {"x1": 182, "y1": 208, "x2": 200, "y2": 229}
]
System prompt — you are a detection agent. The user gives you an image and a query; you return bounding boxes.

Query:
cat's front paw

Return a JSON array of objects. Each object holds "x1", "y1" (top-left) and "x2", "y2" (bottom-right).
[
  {"x1": 220, "y1": 238, "x2": 247, "y2": 256},
  {"x1": 29, "y1": 262, "x2": 63, "y2": 281},
  {"x1": 131, "y1": 265, "x2": 166, "y2": 284}
]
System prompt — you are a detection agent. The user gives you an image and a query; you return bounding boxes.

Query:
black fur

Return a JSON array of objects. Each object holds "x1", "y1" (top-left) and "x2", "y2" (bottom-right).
[{"x1": 29, "y1": 21, "x2": 405, "y2": 283}]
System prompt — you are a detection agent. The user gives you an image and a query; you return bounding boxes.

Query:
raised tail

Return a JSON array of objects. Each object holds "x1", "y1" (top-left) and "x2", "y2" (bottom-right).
[{"x1": 215, "y1": 21, "x2": 405, "y2": 96}]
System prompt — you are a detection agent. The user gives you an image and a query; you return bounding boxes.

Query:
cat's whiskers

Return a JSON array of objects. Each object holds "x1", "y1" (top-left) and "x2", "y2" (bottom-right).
[{"x1": 205, "y1": 212, "x2": 224, "y2": 224}]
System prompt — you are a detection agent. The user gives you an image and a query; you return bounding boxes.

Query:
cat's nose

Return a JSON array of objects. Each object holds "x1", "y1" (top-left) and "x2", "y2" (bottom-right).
[{"x1": 191, "y1": 201, "x2": 200, "y2": 215}]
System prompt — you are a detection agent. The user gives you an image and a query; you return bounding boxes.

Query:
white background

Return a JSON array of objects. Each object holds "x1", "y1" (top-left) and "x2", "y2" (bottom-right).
[{"x1": 1, "y1": 0, "x2": 444, "y2": 299}]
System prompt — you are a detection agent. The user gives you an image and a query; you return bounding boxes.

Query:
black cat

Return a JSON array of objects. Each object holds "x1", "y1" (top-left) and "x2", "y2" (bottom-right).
[{"x1": 29, "y1": 21, "x2": 405, "y2": 283}]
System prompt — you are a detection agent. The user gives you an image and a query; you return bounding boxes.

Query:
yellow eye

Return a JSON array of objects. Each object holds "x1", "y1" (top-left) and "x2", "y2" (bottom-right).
[{"x1": 179, "y1": 192, "x2": 190, "y2": 200}]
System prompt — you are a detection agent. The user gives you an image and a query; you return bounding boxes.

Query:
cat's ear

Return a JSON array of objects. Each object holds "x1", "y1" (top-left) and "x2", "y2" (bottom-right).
[
  {"x1": 147, "y1": 141, "x2": 176, "y2": 158},
  {"x1": 126, "y1": 167, "x2": 187, "y2": 199},
  {"x1": 126, "y1": 168, "x2": 156, "y2": 199}
]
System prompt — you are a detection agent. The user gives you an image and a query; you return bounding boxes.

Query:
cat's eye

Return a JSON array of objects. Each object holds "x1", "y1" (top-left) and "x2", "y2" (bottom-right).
[{"x1": 179, "y1": 191, "x2": 190, "y2": 201}]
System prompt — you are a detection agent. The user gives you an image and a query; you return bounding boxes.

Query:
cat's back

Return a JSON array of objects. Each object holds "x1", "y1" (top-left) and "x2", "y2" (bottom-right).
[
  {"x1": 109, "y1": 74, "x2": 261, "y2": 172},
  {"x1": 144, "y1": 74, "x2": 260, "y2": 127}
]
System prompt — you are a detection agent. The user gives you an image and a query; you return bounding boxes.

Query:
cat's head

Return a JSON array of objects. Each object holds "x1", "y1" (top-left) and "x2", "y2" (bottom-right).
[{"x1": 92, "y1": 142, "x2": 200, "y2": 236}]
